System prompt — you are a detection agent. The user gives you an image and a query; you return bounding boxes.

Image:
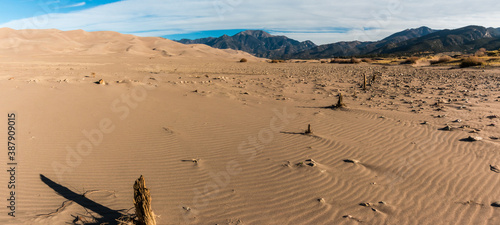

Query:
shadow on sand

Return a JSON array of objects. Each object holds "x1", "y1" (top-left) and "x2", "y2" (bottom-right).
[
  {"x1": 296, "y1": 105, "x2": 340, "y2": 110},
  {"x1": 40, "y1": 174, "x2": 124, "y2": 224}
]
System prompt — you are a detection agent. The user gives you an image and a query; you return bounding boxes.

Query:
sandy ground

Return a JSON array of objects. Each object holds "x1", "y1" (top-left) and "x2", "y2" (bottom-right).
[{"x1": 0, "y1": 29, "x2": 500, "y2": 225}]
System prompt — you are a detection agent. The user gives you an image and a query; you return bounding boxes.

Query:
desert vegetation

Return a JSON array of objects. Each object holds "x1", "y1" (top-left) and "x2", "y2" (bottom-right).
[
  {"x1": 330, "y1": 57, "x2": 362, "y2": 64},
  {"x1": 475, "y1": 48, "x2": 487, "y2": 57},
  {"x1": 430, "y1": 55, "x2": 452, "y2": 64},
  {"x1": 401, "y1": 56, "x2": 420, "y2": 64},
  {"x1": 460, "y1": 56, "x2": 485, "y2": 68}
]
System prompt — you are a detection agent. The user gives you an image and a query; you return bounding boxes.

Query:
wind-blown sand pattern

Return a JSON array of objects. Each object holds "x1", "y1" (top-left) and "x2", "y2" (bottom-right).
[{"x1": 0, "y1": 29, "x2": 499, "y2": 225}]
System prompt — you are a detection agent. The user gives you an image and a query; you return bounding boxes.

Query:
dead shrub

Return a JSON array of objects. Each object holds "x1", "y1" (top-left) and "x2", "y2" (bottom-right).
[
  {"x1": 475, "y1": 48, "x2": 487, "y2": 57},
  {"x1": 431, "y1": 55, "x2": 452, "y2": 64},
  {"x1": 401, "y1": 56, "x2": 420, "y2": 64},
  {"x1": 460, "y1": 56, "x2": 484, "y2": 68},
  {"x1": 330, "y1": 58, "x2": 350, "y2": 64},
  {"x1": 351, "y1": 57, "x2": 362, "y2": 64}
]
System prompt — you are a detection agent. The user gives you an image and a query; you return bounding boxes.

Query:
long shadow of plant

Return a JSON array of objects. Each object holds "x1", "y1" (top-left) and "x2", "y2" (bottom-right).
[{"x1": 40, "y1": 174, "x2": 130, "y2": 225}]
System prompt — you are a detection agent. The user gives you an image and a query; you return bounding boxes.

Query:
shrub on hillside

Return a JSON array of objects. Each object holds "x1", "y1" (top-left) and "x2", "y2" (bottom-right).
[{"x1": 240, "y1": 58, "x2": 248, "y2": 62}]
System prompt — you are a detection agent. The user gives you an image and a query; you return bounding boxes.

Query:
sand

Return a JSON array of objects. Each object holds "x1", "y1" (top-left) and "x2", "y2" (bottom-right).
[{"x1": 0, "y1": 29, "x2": 499, "y2": 225}]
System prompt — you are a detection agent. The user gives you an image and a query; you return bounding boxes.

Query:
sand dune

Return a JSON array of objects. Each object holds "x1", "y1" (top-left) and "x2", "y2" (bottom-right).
[
  {"x1": 0, "y1": 30, "x2": 499, "y2": 225},
  {"x1": 0, "y1": 28, "x2": 260, "y2": 61}
]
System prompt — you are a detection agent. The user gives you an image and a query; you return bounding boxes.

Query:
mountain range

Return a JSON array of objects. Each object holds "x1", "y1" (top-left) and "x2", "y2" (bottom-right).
[
  {"x1": 178, "y1": 30, "x2": 315, "y2": 59},
  {"x1": 177, "y1": 25, "x2": 500, "y2": 59}
]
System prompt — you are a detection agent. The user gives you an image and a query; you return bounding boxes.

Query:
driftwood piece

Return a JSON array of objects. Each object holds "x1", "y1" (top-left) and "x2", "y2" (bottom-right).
[
  {"x1": 336, "y1": 93, "x2": 346, "y2": 108},
  {"x1": 363, "y1": 74, "x2": 367, "y2": 90},
  {"x1": 134, "y1": 175, "x2": 157, "y2": 225}
]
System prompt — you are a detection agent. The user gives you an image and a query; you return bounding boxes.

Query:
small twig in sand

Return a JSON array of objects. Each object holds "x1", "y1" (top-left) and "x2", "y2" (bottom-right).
[
  {"x1": 162, "y1": 127, "x2": 174, "y2": 134},
  {"x1": 343, "y1": 159, "x2": 360, "y2": 164},
  {"x1": 371, "y1": 72, "x2": 378, "y2": 84},
  {"x1": 37, "y1": 200, "x2": 74, "y2": 217},
  {"x1": 181, "y1": 159, "x2": 200, "y2": 164},
  {"x1": 490, "y1": 165, "x2": 500, "y2": 173},
  {"x1": 457, "y1": 200, "x2": 484, "y2": 206},
  {"x1": 363, "y1": 74, "x2": 367, "y2": 90},
  {"x1": 304, "y1": 124, "x2": 312, "y2": 135},
  {"x1": 335, "y1": 93, "x2": 346, "y2": 108}
]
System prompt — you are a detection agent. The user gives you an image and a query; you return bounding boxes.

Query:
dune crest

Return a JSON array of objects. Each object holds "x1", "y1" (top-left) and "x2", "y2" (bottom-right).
[{"x1": 0, "y1": 28, "x2": 259, "y2": 61}]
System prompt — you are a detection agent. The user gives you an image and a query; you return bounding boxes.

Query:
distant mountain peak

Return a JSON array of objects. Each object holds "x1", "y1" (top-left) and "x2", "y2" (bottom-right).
[
  {"x1": 177, "y1": 25, "x2": 500, "y2": 59},
  {"x1": 177, "y1": 29, "x2": 317, "y2": 58},
  {"x1": 236, "y1": 30, "x2": 273, "y2": 38},
  {"x1": 382, "y1": 26, "x2": 436, "y2": 42}
]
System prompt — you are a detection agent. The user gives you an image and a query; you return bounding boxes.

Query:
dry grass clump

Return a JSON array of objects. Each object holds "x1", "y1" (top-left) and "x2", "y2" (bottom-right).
[
  {"x1": 430, "y1": 55, "x2": 452, "y2": 64},
  {"x1": 460, "y1": 56, "x2": 484, "y2": 68},
  {"x1": 239, "y1": 58, "x2": 248, "y2": 63},
  {"x1": 401, "y1": 56, "x2": 420, "y2": 64},
  {"x1": 116, "y1": 215, "x2": 137, "y2": 225},
  {"x1": 330, "y1": 58, "x2": 350, "y2": 64},
  {"x1": 270, "y1": 59, "x2": 284, "y2": 63},
  {"x1": 487, "y1": 50, "x2": 500, "y2": 56},
  {"x1": 475, "y1": 48, "x2": 487, "y2": 57},
  {"x1": 361, "y1": 58, "x2": 374, "y2": 63},
  {"x1": 350, "y1": 57, "x2": 362, "y2": 64},
  {"x1": 330, "y1": 58, "x2": 361, "y2": 64}
]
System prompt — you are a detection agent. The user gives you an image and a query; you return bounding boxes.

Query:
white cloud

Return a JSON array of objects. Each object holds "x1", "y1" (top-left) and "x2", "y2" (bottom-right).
[
  {"x1": 1, "y1": 0, "x2": 499, "y2": 44},
  {"x1": 61, "y1": 2, "x2": 86, "y2": 8}
]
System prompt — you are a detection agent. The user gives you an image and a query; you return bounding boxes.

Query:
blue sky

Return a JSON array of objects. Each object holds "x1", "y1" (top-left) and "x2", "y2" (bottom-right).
[
  {"x1": 1, "y1": 0, "x2": 499, "y2": 44},
  {"x1": 0, "y1": 0, "x2": 121, "y2": 23}
]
